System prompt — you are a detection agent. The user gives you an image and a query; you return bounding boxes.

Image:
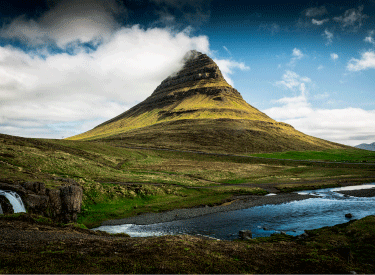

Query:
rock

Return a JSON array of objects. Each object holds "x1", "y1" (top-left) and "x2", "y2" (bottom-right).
[
  {"x1": 0, "y1": 194, "x2": 14, "y2": 214},
  {"x1": 22, "y1": 182, "x2": 46, "y2": 195},
  {"x1": 46, "y1": 189, "x2": 62, "y2": 217},
  {"x1": 60, "y1": 185, "x2": 82, "y2": 212},
  {"x1": 280, "y1": 231, "x2": 287, "y2": 235},
  {"x1": 60, "y1": 185, "x2": 83, "y2": 223},
  {"x1": 345, "y1": 213, "x2": 353, "y2": 218},
  {"x1": 24, "y1": 194, "x2": 49, "y2": 214},
  {"x1": 239, "y1": 230, "x2": 252, "y2": 240},
  {"x1": 0, "y1": 181, "x2": 82, "y2": 223}
]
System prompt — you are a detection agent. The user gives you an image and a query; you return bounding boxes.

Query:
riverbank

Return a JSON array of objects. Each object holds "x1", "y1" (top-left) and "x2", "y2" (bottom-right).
[
  {"x1": 102, "y1": 193, "x2": 315, "y2": 226},
  {"x1": 1, "y1": 213, "x2": 374, "y2": 274}
]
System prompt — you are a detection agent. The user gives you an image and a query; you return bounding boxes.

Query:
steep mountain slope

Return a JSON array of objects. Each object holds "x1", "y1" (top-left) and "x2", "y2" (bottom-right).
[{"x1": 68, "y1": 51, "x2": 347, "y2": 153}]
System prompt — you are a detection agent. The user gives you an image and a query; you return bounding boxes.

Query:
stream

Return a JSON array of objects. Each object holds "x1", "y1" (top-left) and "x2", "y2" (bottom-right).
[{"x1": 94, "y1": 183, "x2": 375, "y2": 240}]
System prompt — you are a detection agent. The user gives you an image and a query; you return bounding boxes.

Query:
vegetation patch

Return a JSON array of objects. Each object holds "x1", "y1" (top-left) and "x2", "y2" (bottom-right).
[
  {"x1": 251, "y1": 148, "x2": 375, "y2": 163},
  {"x1": 1, "y1": 215, "x2": 374, "y2": 274}
]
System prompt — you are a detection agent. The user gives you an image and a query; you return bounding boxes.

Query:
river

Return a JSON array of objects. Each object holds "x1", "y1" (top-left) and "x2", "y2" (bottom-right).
[{"x1": 94, "y1": 183, "x2": 375, "y2": 240}]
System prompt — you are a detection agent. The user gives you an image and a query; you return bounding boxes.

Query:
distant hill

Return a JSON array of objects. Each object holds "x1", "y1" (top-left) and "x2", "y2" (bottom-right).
[
  {"x1": 68, "y1": 50, "x2": 347, "y2": 154},
  {"x1": 355, "y1": 142, "x2": 375, "y2": 151}
]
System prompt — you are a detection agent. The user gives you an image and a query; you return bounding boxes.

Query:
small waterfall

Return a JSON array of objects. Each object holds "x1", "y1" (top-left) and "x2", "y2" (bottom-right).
[{"x1": 0, "y1": 190, "x2": 26, "y2": 213}]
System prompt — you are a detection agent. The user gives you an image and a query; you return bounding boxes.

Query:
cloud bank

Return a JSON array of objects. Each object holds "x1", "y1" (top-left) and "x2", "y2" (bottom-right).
[
  {"x1": 0, "y1": 0, "x2": 250, "y2": 139},
  {"x1": 0, "y1": 22, "x2": 211, "y2": 138},
  {"x1": 265, "y1": 71, "x2": 375, "y2": 146}
]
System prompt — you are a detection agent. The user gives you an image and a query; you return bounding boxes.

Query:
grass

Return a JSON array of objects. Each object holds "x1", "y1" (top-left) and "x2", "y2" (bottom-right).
[
  {"x1": 1, "y1": 133, "x2": 374, "y2": 228},
  {"x1": 1, "y1": 214, "x2": 374, "y2": 274},
  {"x1": 251, "y1": 148, "x2": 375, "y2": 163}
]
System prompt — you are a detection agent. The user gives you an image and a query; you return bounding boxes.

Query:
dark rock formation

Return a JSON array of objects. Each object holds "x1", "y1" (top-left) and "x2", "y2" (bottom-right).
[
  {"x1": 0, "y1": 182, "x2": 82, "y2": 223},
  {"x1": 60, "y1": 185, "x2": 83, "y2": 223},
  {"x1": 0, "y1": 195, "x2": 14, "y2": 214},
  {"x1": 239, "y1": 230, "x2": 252, "y2": 240},
  {"x1": 345, "y1": 213, "x2": 353, "y2": 219}
]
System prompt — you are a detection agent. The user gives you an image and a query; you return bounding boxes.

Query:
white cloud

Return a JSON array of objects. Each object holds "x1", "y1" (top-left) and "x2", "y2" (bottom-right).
[
  {"x1": 264, "y1": 91, "x2": 375, "y2": 146},
  {"x1": 347, "y1": 51, "x2": 375, "y2": 71},
  {"x1": 0, "y1": 0, "x2": 127, "y2": 48},
  {"x1": 331, "y1": 53, "x2": 339, "y2": 60},
  {"x1": 266, "y1": 91, "x2": 312, "y2": 119},
  {"x1": 288, "y1": 48, "x2": 305, "y2": 67},
  {"x1": 0, "y1": 25, "x2": 211, "y2": 138},
  {"x1": 333, "y1": 5, "x2": 368, "y2": 31},
  {"x1": 292, "y1": 48, "x2": 304, "y2": 59},
  {"x1": 276, "y1": 70, "x2": 311, "y2": 91},
  {"x1": 305, "y1": 6, "x2": 328, "y2": 17},
  {"x1": 323, "y1": 29, "x2": 334, "y2": 45},
  {"x1": 213, "y1": 59, "x2": 250, "y2": 87},
  {"x1": 317, "y1": 65, "x2": 324, "y2": 70},
  {"x1": 266, "y1": 70, "x2": 375, "y2": 146},
  {"x1": 364, "y1": 30, "x2": 375, "y2": 45},
  {"x1": 312, "y1": 18, "x2": 329, "y2": 26}
]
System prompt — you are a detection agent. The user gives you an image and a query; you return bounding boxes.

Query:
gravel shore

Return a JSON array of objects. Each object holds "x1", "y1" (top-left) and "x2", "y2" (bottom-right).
[
  {"x1": 336, "y1": 188, "x2": 375, "y2": 197},
  {"x1": 102, "y1": 193, "x2": 315, "y2": 226}
]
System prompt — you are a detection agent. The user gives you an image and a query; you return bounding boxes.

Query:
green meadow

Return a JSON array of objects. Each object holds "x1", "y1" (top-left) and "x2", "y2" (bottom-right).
[{"x1": 1, "y1": 133, "x2": 374, "y2": 227}]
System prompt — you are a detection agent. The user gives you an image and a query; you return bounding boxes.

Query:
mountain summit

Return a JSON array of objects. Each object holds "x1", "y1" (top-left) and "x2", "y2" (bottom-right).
[{"x1": 68, "y1": 51, "x2": 345, "y2": 153}]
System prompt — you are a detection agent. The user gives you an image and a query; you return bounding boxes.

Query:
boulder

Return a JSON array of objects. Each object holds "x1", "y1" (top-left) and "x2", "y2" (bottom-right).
[
  {"x1": 0, "y1": 195, "x2": 14, "y2": 214},
  {"x1": 345, "y1": 213, "x2": 353, "y2": 219},
  {"x1": 239, "y1": 230, "x2": 252, "y2": 240}
]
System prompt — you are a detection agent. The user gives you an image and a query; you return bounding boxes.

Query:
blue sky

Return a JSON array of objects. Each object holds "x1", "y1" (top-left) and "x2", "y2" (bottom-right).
[{"x1": 0, "y1": 0, "x2": 374, "y2": 146}]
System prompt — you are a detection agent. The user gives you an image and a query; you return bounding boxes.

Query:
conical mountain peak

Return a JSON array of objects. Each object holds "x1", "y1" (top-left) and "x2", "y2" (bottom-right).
[
  {"x1": 68, "y1": 51, "x2": 346, "y2": 154},
  {"x1": 149, "y1": 50, "x2": 230, "y2": 99}
]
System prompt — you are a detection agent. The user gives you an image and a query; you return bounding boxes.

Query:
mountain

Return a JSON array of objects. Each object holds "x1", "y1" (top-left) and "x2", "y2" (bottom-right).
[
  {"x1": 355, "y1": 142, "x2": 375, "y2": 151},
  {"x1": 68, "y1": 50, "x2": 347, "y2": 153}
]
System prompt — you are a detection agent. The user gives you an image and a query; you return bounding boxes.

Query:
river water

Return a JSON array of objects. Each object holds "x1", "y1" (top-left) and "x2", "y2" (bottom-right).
[{"x1": 94, "y1": 183, "x2": 375, "y2": 240}]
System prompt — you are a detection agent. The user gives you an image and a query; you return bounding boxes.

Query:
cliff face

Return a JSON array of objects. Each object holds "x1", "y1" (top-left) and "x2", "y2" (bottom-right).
[
  {"x1": 67, "y1": 50, "x2": 346, "y2": 153},
  {"x1": 0, "y1": 181, "x2": 83, "y2": 223}
]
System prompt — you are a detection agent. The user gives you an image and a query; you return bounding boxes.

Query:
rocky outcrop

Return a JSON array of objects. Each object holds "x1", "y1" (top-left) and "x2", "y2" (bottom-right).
[
  {"x1": 0, "y1": 195, "x2": 14, "y2": 215},
  {"x1": 0, "y1": 181, "x2": 82, "y2": 223},
  {"x1": 60, "y1": 185, "x2": 83, "y2": 223}
]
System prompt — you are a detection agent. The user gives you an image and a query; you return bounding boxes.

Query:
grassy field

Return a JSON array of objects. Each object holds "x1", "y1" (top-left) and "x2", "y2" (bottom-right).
[
  {"x1": 1, "y1": 133, "x2": 374, "y2": 227},
  {"x1": 251, "y1": 148, "x2": 375, "y2": 163},
  {"x1": 1, "y1": 213, "x2": 374, "y2": 274}
]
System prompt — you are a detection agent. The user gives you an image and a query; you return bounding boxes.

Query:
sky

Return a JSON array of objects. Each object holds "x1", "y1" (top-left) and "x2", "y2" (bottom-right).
[{"x1": 0, "y1": 0, "x2": 374, "y2": 146}]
